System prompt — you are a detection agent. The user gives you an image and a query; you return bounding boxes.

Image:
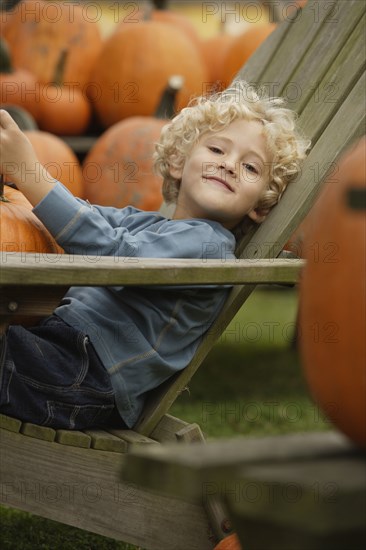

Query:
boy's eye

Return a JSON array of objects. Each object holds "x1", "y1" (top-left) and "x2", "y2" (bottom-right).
[
  {"x1": 208, "y1": 146, "x2": 223, "y2": 154},
  {"x1": 244, "y1": 163, "x2": 259, "y2": 174}
]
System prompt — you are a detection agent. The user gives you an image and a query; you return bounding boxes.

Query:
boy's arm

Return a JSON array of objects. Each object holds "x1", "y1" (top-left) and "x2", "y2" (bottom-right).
[{"x1": 0, "y1": 109, "x2": 57, "y2": 205}]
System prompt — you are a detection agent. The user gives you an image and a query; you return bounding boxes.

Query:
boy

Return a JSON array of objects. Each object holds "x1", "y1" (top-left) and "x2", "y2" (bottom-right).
[{"x1": 0, "y1": 82, "x2": 310, "y2": 429}]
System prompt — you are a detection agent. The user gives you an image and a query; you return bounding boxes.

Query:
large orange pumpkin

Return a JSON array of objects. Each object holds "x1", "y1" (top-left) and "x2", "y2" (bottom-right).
[
  {"x1": 83, "y1": 117, "x2": 165, "y2": 210},
  {"x1": 115, "y1": 4, "x2": 202, "y2": 50},
  {"x1": 201, "y1": 34, "x2": 236, "y2": 89},
  {"x1": 91, "y1": 21, "x2": 207, "y2": 127},
  {"x1": 222, "y1": 23, "x2": 276, "y2": 85},
  {"x1": 299, "y1": 137, "x2": 366, "y2": 448},
  {"x1": 2, "y1": 0, "x2": 102, "y2": 87},
  {"x1": 214, "y1": 534, "x2": 242, "y2": 550},
  {"x1": 0, "y1": 182, "x2": 62, "y2": 255},
  {"x1": 24, "y1": 131, "x2": 84, "y2": 197},
  {"x1": 82, "y1": 76, "x2": 183, "y2": 210},
  {"x1": 37, "y1": 50, "x2": 91, "y2": 136}
]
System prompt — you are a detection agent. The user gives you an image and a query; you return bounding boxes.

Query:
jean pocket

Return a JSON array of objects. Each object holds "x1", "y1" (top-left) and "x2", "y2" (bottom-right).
[
  {"x1": 7, "y1": 325, "x2": 90, "y2": 390},
  {"x1": 44, "y1": 401, "x2": 115, "y2": 430}
]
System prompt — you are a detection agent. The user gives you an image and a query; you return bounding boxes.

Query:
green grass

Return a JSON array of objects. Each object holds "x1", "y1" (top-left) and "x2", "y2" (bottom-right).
[
  {"x1": 171, "y1": 286, "x2": 331, "y2": 438},
  {"x1": 0, "y1": 287, "x2": 331, "y2": 549}
]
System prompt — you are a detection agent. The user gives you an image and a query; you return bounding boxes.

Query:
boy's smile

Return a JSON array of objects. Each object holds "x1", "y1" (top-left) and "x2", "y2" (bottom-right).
[{"x1": 171, "y1": 119, "x2": 271, "y2": 229}]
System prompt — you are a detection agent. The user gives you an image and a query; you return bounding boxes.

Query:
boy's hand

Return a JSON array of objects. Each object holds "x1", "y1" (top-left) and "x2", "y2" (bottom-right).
[{"x1": 0, "y1": 109, "x2": 57, "y2": 206}]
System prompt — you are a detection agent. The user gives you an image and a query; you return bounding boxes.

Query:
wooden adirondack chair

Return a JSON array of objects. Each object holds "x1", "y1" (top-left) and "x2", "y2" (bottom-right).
[{"x1": 0, "y1": 1, "x2": 365, "y2": 548}]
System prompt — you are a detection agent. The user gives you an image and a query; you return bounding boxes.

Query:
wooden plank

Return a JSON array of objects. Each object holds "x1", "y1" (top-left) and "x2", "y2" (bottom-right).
[
  {"x1": 0, "y1": 414, "x2": 21, "y2": 433},
  {"x1": 55, "y1": 429, "x2": 91, "y2": 448},
  {"x1": 237, "y1": 14, "x2": 292, "y2": 83},
  {"x1": 20, "y1": 422, "x2": 56, "y2": 442},
  {"x1": 0, "y1": 255, "x2": 304, "y2": 287},
  {"x1": 298, "y1": 13, "x2": 366, "y2": 136},
  {"x1": 83, "y1": 429, "x2": 128, "y2": 453},
  {"x1": 121, "y1": 432, "x2": 354, "y2": 502},
  {"x1": 176, "y1": 423, "x2": 206, "y2": 444},
  {"x1": 257, "y1": 0, "x2": 361, "y2": 95},
  {"x1": 122, "y1": 430, "x2": 365, "y2": 549},
  {"x1": 286, "y1": 9, "x2": 366, "y2": 116},
  {"x1": 107, "y1": 428, "x2": 159, "y2": 448},
  {"x1": 0, "y1": 428, "x2": 212, "y2": 550},
  {"x1": 0, "y1": 285, "x2": 68, "y2": 321},
  {"x1": 150, "y1": 413, "x2": 190, "y2": 443},
  {"x1": 225, "y1": 457, "x2": 366, "y2": 549}
]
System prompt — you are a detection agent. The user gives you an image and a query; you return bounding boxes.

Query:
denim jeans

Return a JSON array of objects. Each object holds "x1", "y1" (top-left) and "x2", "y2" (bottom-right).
[{"x1": 0, "y1": 315, "x2": 119, "y2": 430}]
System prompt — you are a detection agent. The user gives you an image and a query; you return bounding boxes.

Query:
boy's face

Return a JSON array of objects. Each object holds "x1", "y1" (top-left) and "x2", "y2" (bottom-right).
[{"x1": 171, "y1": 118, "x2": 271, "y2": 229}]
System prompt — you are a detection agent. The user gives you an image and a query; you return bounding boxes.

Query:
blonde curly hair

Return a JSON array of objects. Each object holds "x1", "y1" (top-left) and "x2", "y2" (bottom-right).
[{"x1": 154, "y1": 81, "x2": 310, "y2": 237}]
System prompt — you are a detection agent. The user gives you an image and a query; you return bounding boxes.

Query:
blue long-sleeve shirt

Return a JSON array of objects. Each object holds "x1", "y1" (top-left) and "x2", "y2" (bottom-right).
[{"x1": 33, "y1": 183, "x2": 236, "y2": 427}]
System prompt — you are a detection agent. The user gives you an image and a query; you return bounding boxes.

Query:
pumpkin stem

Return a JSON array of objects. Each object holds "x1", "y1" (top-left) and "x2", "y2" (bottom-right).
[
  {"x1": 0, "y1": 38, "x2": 13, "y2": 74},
  {"x1": 151, "y1": 0, "x2": 169, "y2": 9},
  {"x1": 142, "y1": 2, "x2": 153, "y2": 21},
  {"x1": 52, "y1": 49, "x2": 68, "y2": 87},
  {"x1": 154, "y1": 75, "x2": 184, "y2": 119}
]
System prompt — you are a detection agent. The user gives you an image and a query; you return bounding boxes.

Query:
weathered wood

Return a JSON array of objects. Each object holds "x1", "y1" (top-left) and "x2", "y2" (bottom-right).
[
  {"x1": 0, "y1": 256, "x2": 304, "y2": 322},
  {"x1": 0, "y1": 413, "x2": 21, "y2": 433},
  {"x1": 107, "y1": 428, "x2": 159, "y2": 448},
  {"x1": 254, "y1": 0, "x2": 362, "y2": 98},
  {"x1": 176, "y1": 423, "x2": 206, "y2": 444},
  {"x1": 55, "y1": 429, "x2": 91, "y2": 448},
  {"x1": 237, "y1": 14, "x2": 292, "y2": 83},
  {"x1": 122, "y1": 431, "x2": 354, "y2": 501},
  {"x1": 83, "y1": 429, "x2": 128, "y2": 453},
  {"x1": 298, "y1": 12, "x2": 366, "y2": 136},
  {"x1": 20, "y1": 422, "x2": 56, "y2": 442},
  {"x1": 0, "y1": 427, "x2": 212, "y2": 550},
  {"x1": 175, "y1": 422, "x2": 233, "y2": 544},
  {"x1": 122, "y1": 431, "x2": 365, "y2": 550},
  {"x1": 0, "y1": 285, "x2": 67, "y2": 323},
  {"x1": 149, "y1": 413, "x2": 191, "y2": 443},
  {"x1": 287, "y1": 9, "x2": 366, "y2": 116},
  {"x1": 225, "y1": 457, "x2": 366, "y2": 549},
  {"x1": 0, "y1": 255, "x2": 304, "y2": 286}
]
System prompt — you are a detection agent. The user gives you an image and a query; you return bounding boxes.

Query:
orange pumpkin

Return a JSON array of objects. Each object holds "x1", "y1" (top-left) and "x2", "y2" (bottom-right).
[
  {"x1": 115, "y1": 4, "x2": 202, "y2": 50},
  {"x1": 284, "y1": 210, "x2": 313, "y2": 259},
  {"x1": 222, "y1": 23, "x2": 276, "y2": 85},
  {"x1": 91, "y1": 21, "x2": 207, "y2": 127},
  {"x1": 0, "y1": 38, "x2": 40, "y2": 121},
  {"x1": 82, "y1": 76, "x2": 183, "y2": 210},
  {"x1": 214, "y1": 534, "x2": 242, "y2": 550},
  {"x1": 37, "y1": 51, "x2": 91, "y2": 136},
  {"x1": 299, "y1": 137, "x2": 366, "y2": 448},
  {"x1": 0, "y1": 182, "x2": 63, "y2": 255},
  {"x1": 201, "y1": 34, "x2": 236, "y2": 89},
  {"x1": 2, "y1": 0, "x2": 102, "y2": 87},
  {"x1": 24, "y1": 131, "x2": 84, "y2": 197},
  {"x1": 83, "y1": 117, "x2": 165, "y2": 210},
  {"x1": 38, "y1": 84, "x2": 91, "y2": 136},
  {"x1": 152, "y1": 9, "x2": 202, "y2": 49}
]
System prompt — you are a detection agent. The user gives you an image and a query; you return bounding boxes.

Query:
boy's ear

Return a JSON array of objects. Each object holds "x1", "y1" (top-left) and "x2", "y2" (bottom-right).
[
  {"x1": 247, "y1": 206, "x2": 270, "y2": 224},
  {"x1": 168, "y1": 155, "x2": 183, "y2": 179}
]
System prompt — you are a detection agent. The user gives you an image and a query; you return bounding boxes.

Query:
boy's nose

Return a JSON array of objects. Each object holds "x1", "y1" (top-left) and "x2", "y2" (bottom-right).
[{"x1": 220, "y1": 158, "x2": 237, "y2": 176}]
